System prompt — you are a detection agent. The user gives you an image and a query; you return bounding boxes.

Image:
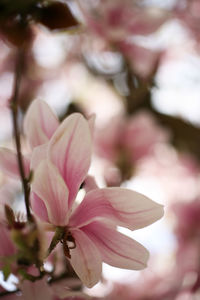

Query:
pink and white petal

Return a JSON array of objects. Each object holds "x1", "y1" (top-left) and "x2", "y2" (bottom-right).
[
  {"x1": 31, "y1": 143, "x2": 48, "y2": 171},
  {"x1": 48, "y1": 113, "x2": 92, "y2": 209},
  {"x1": 31, "y1": 192, "x2": 50, "y2": 223},
  {"x1": 83, "y1": 221, "x2": 149, "y2": 270},
  {"x1": 69, "y1": 188, "x2": 164, "y2": 230},
  {"x1": 31, "y1": 160, "x2": 69, "y2": 226},
  {"x1": 24, "y1": 99, "x2": 59, "y2": 148},
  {"x1": 83, "y1": 175, "x2": 98, "y2": 193},
  {"x1": 0, "y1": 148, "x2": 30, "y2": 179},
  {"x1": 70, "y1": 229, "x2": 102, "y2": 288}
]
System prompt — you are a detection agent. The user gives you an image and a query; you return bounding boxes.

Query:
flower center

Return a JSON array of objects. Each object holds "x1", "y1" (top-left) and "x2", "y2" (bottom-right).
[{"x1": 61, "y1": 229, "x2": 76, "y2": 259}]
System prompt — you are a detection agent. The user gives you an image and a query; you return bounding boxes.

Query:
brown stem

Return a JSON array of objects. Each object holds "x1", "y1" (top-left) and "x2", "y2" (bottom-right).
[{"x1": 10, "y1": 48, "x2": 31, "y2": 221}]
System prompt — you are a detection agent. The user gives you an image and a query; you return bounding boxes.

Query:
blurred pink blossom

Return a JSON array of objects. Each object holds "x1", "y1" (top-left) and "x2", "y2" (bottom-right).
[
  {"x1": 175, "y1": 0, "x2": 200, "y2": 45},
  {"x1": 171, "y1": 198, "x2": 200, "y2": 294},
  {"x1": 3, "y1": 278, "x2": 90, "y2": 300},
  {"x1": 79, "y1": 0, "x2": 167, "y2": 76},
  {"x1": 103, "y1": 268, "x2": 184, "y2": 300},
  {"x1": 80, "y1": 0, "x2": 167, "y2": 42},
  {"x1": 96, "y1": 111, "x2": 168, "y2": 183},
  {"x1": 139, "y1": 148, "x2": 200, "y2": 204}
]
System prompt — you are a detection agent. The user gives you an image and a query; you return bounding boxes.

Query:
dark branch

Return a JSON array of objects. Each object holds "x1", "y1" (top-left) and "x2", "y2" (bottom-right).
[{"x1": 10, "y1": 48, "x2": 32, "y2": 221}]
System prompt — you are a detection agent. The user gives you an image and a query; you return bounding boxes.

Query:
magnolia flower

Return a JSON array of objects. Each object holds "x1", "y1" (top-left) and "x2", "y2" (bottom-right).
[
  {"x1": 79, "y1": 0, "x2": 167, "y2": 42},
  {"x1": 0, "y1": 100, "x2": 163, "y2": 287},
  {"x1": 96, "y1": 111, "x2": 168, "y2": 183},
  {"x1": 173, "y1": 199, "x2": 200, "y2": 288},
  {"x1": 0, "y1": 99, "x2": 59, "y2": 179},
  {"x1": 96, "y1": 111, "x2": 168, "y2": 163},
  {"x1": 78, "y1": 0, "x2": 167, "y2": 77},
  {"x1": 30, "y1": 110, "x2": 164, "y2": 287},
  {"x1": 0, "y1": 99, "x2": 94, "y2": 180}
]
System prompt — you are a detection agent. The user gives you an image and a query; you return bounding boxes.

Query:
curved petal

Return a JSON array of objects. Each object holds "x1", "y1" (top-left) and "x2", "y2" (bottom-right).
[
  {"x1": 83, "y1": 175, "x2": 98, "y2": 193},
  {"x1": 0, "y1": 148, "x2": 30, "y2": 179},
  {"x1": 69, "y1": 188, "x2": 164, "y2": 230},
  {"x1": 24, "y1": 99, "x2": 59, "y2": 148},
  {"x1": 83, "y1": 221, "x2": 149, "y2": 270},
  {"x1": 70, "y1": 229, "x2": 102, "y2": 288},
  {"x1": 48, "y1": 113, "x2": 92, "y2": 209},
  {"x1": 31, "y1": 143, "x2": 48, "y2": 171},
  {"x1": 31, "y1": 192, "x2": 50, "y2": 223},
  {"x1": 31, "y1": 160, "x2": 69, "y2": 226}
]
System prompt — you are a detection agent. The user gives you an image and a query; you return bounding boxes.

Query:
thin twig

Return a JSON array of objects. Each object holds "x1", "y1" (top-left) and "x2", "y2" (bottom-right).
[{"x1": 10, "y1": 48, "x2": 32, "y2": 221}]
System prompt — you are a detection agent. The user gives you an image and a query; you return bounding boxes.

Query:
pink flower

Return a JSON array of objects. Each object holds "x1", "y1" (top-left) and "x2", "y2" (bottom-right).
[
  {"x1": 118, "y1": 42, "x2": 163, "y2": 78},
  {"x1": 173, "y1": 199, "x2": 200, "y2": 243},
  {"x1": 80, "y1": 0, "x2": 167, "y2": 42},
  {"x1": 97, "y1": 111, "x2": 168, "y2": 163},
  {"x1": 0, "y1": 99, "x2": 59, "y2": 179},
  {"x1": 0, "y1": 99, "x2": 95, "y2": 180},
  {"x1": 96, "y1": 111, "x2": 168, "y2": 183},
  {"x1": 78, "y1": 0, "x2": 167, "y2": 76},
  {"x1": 30, "y1": 111, "x2": 164, "y2": 287},
  {"x1": 175, "y1": 0, "x2": 200, "y2": 45}
]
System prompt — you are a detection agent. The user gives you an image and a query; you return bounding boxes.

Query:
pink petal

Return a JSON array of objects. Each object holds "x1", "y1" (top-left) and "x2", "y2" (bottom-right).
[
  {"x1": 83, "y1": 175, "x2": 98, "y2": 193},
  {"x1": 31, "y1": 143, "x2": 48, "y2": 171},
  {"x1": 0, "y1": 148, "x2": 30, "y2": 179},
  {"x1": 83, "y1": 221, "x2": 149, "y2": 270},
  {"x1": 70, "y1": 229, "x2": 102, "y2": 288},
  {"x1": 31, "y1": 160, "x2": 69, "y2": 226},
  {"x1": 31, "y1": 192, "x2": 50, "y2": 223},
  {"x1": 48, "y1": 113, "x2": 92, "y2": 209},
  {"x1": 69, "y1": 188, "x2": 164, "y2": 230},
  {"x1": 24, "y1": 99, "x2": 59, "y2": 148}
]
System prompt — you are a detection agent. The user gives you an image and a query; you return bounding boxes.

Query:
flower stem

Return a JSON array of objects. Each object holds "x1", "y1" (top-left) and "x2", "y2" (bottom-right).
[{"x1": 10, "y1": 48, "x2": 32, "y2": 221}]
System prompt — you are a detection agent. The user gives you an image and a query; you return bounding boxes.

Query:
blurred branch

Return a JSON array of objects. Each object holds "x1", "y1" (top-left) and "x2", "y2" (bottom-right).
[
  {"x1": 83, "y1": 52, "x2": 200, "y2": 161},
  {"x1": 10, "y1": 48, "x2": 32, "y2": 221},
  {"x1": 125, "y1": 64, "x2": 200, "y2": 162}
]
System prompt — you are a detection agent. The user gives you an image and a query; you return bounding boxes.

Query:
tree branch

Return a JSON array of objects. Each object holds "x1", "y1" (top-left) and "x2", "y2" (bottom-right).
[{"x1": 10, "y1": 48, "x2": 32, "y2": 221}]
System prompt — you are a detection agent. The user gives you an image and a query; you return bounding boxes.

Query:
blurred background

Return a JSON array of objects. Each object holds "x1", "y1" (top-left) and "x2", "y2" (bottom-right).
[{"x1": 1, "y1": 0, "x2": 200, "y2": 299}]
